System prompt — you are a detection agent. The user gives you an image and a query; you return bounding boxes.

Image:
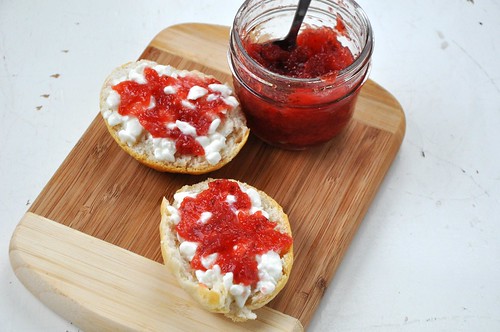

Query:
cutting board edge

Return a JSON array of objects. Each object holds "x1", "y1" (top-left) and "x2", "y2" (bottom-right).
[{"x1": 9, "y1": 212, "x2": 304, "y2": 332}]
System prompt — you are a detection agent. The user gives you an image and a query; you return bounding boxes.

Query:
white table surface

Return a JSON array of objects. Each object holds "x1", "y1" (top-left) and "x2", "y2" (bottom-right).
[{"x1": 1, "y1": 0, "x2": 499, "y2": 331}]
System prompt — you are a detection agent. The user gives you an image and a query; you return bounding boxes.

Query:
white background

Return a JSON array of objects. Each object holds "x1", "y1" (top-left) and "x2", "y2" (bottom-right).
[{"x1": 1, "y1": 0, "x2": 499, "y2": 331}]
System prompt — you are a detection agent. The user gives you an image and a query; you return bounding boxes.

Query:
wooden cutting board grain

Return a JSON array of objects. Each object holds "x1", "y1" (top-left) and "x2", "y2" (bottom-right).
[{"x1": 10, "y1": 23, "x2": 405, "y2": 331}]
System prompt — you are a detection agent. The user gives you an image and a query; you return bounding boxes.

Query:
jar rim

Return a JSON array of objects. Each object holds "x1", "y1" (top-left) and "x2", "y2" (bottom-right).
[{"x1": 230, "y1": 0, "x2": 374, "y2": 85}]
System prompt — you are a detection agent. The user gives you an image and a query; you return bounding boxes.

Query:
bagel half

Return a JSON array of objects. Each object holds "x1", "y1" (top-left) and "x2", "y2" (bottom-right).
[
  {"x1": 100, "y1": 60, "x2": 249, "y2": 174},
  {"x1": 159, "y1": 178, "x2": 293, "y2": 321}
]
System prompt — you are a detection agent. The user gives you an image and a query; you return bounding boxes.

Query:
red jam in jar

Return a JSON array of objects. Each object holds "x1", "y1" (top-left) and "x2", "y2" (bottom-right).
[
  {"x1": 229, "y1": 0, "x2": 373, "y2": 149},
  {"x1": 244, "y1": 24, "x2": 355, "y2": 79}
]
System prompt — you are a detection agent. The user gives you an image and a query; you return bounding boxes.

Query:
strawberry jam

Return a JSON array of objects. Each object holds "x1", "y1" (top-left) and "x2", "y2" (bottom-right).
[
  {"x1": 244, "y1": 26, "x2": 354, "y2": 79},
  {"x1": 112, "y1": 67, "x2": 231, "y2": 156},
  {"x1": 175, "y1": 179, "x2": 292, "y2": 286}
]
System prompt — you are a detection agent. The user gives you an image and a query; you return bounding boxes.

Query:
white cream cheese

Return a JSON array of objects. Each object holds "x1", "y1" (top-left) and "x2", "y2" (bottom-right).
[
  {"x1": 219, "y1": 117, "x2": 235, "y2": 137},
  {"x1": 240, "y1": 186, "x2": 270, "y2": 219},
  {"x1": 176, "y1": 120, "x2": 197, "y2": 136},
  {"x1": 105, "y1": 90, "x2": 120, "y2": 109},
  {"x1": 153, "y1": 64, "x2": 175, "y2": 77},
  {"x1": 222, "y1": 96, "x2": 239, "y2": 108},
  {"x1": 152, "y1": 137, "x2": 176, "y2": 162},
  {"x1": 229, "y1": 283, "x2": 252, "y2": 308},
  {"x1": 117, "y1": 117, "x2": 143, "y2": 146},
  {"x1": 196, "y1": 133, "x2": 225, "y2": 165},
  {"x1": 208, "y1": 118, "x2": 221, "y2": 135},
  {"x1": 106, "y1": 112, "x2": 124, "y2": 127},
  {"x1": 207, "y1": 84, "x2": 240, "y2": 109},
  {"x1": 179, "y1": 241, "x2": 198, "y2": 261},
  {"x1": 187, "y1": 86, "x2": 208, "y2": 100},
  {"x1": 226, "y1": 194, "x2": 236, "y2": 204},
  {"x1": 163, "y1": 85, "x2": 177, "y2": 94},
  {"x1": 181, "y1": 99, "x2": 196, "y2": 110},
  {"x1": 128, "y1": 62, "x2": 148, "y2": 84},
  {"x1": 177, "y1": 69, "x2": 190, "y2": 78},
  {"x1": 173, "y1": 191, "x2": 198, "y2": 204},
  {"x1": 201, "y1": 252, "x2": 218, "y2": 269},
  {"x1": 256, "y1": 251, "x2": 283, "y2": 295},
  {"x1": 208, "y1": 83, "x2": 232, "y2": 97},
  {"x1": 198, "y1": 211, "x2": 213, "y2": 224},
  {"x1": 206, "y1": 93, "x2": 218, "y2": 102},
  {"x1": 195, "y1": 118, "x2": 227, "y2": 165},
  {"x1": 166, "y1": 205, "x2": 181, "y2": 225}
]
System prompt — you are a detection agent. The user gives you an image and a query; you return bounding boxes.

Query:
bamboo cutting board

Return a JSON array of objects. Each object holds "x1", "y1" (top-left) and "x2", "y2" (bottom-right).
[{"x1": 10, "y1": 23, "x2": 405, "y2": 331}]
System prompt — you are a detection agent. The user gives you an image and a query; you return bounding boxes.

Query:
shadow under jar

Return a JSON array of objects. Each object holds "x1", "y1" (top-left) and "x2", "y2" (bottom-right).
[{"x1": 228, "y1": 0, "x2": 373, "y2": 149}]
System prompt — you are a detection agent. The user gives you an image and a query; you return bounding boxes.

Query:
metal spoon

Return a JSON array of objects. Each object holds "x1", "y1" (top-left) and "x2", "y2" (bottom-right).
[{"x1": 272, "y1": 0, "x2": 312, "y2": 50}]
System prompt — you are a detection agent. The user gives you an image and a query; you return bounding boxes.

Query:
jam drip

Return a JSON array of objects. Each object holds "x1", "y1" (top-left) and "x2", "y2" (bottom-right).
[{"x1": 176, "y1": 179, "x2": 292, "y2": 286}]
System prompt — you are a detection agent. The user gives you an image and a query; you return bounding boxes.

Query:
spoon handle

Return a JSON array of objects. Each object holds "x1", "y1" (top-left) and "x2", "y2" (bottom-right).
[{"x1": 286, "y1": 0, "x2": 312, "y2": 43}]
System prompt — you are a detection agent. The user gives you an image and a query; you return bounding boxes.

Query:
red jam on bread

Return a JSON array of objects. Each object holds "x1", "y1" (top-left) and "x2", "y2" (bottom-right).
[
  {"x1": 111, "y1": 67, "x2": 237, "y2": 156},
  {"x1": 160, "y1": 178, "x2": 293, "y2": 320},
  {"x1": 175, "y1": 179, "x2": 293, "y2": 286},
  {"x1": 101, "y1": 60, "x2": 249, "y2": 173}
]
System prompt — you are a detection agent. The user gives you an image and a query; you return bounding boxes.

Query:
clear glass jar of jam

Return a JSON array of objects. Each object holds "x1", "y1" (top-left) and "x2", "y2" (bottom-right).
[{"x1": 228, "y1": 0, "x2": 373, "y2": 149}]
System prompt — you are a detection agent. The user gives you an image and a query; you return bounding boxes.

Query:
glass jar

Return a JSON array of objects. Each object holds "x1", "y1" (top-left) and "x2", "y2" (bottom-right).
[{"x1": 228, "y1": 0, "x2": 373, "y2": 149}]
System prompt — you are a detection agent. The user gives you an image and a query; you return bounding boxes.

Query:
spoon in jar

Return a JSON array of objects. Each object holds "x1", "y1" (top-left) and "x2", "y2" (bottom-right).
[{"x1": 272, "y1": 0, "x2": 312, "y2": 50}]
